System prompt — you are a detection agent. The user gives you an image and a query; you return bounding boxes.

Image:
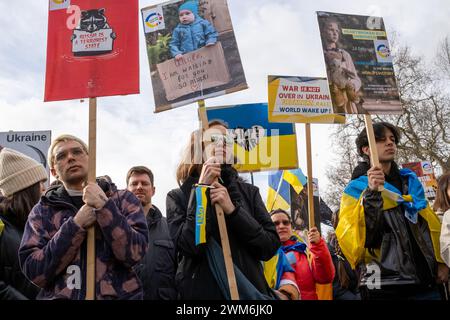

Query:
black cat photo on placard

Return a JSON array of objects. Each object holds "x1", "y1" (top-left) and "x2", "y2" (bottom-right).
[
  {"x1": 45, "y1": 0, "x2": 139, "y2": 102},
  {"x1": 71, "y1": 8, "x2": 117, "y2": 57}
]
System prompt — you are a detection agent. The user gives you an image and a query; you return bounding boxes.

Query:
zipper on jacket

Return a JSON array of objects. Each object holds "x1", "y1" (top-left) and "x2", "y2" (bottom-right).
[{"x1": 45, "y1": 197, "x2": 86, "y2": 299}]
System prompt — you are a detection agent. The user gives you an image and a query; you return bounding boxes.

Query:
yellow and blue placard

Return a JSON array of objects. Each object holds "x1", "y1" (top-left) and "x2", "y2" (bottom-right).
[{"x1": 206, "y1": 103, "x2": 298, "y2": 173}]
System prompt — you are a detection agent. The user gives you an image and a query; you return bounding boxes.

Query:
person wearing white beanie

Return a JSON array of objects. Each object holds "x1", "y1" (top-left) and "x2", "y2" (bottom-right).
[
  {"x1": 0, "y1": 147, "x2": 47, "y2": 300},
  {"x1": 0, "y1": 147, "x2": 47, "y2": 197}
]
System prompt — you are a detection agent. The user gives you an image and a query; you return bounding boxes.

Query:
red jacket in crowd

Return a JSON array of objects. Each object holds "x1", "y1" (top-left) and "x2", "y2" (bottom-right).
[{"x1": 282, "y1": 237, "x2": 335, "y2": 300}]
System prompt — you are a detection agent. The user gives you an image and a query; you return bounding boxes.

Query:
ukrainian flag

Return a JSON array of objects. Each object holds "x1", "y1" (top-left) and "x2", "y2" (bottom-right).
[
  {"x1": 336, "y1": 168, "x2": 443, "y2": 269},
  {"x1": 266, "y1": 169, "x2": 308, "y2": 211},
  {"x1": 195, "y1": 186, "x2": 208, "y2": 245},
  {"x1": 283, "y1": 169, "x2": 307, "y2": 194},
  {"x1": 266, "y1": 170, "x2": 291, "y2": 211},
  {"x1": 263, "y1": 248, "x2": 295, "y2": 290}
]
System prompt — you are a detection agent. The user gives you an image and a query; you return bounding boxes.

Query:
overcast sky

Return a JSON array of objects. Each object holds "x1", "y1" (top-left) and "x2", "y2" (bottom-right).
[{"x1": 0, "y1": 0, "x2": 448, "y2": 214}]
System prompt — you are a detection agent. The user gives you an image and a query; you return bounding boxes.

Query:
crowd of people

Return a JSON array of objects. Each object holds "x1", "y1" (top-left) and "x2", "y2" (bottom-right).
[{"x1": 0, "y1": 121, "x2": 449, "y2": 300}]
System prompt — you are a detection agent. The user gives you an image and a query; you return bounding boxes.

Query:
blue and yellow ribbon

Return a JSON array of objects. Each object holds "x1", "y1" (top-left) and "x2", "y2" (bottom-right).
[
  {"x1": 195, "y1": 186, "x2": 208, "y2": 246},
  {"x1": 336, "y1": 168, "x2": 443, "y2": 269}
]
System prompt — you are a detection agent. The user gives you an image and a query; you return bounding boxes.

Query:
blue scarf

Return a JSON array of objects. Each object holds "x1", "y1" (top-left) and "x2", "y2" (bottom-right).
[{"x1": 281, "y1": 240, "x2": 307, "y2": 254}]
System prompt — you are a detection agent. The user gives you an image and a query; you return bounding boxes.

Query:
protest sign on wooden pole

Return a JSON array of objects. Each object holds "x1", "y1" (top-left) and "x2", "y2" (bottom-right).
[
  {"x1": 305, "y1": 124, "x2": 315, "y2": 229},
  {"x1": 198, "y1": 100, "x2": 239, "y2": 300},
  {"x1": 267, "y1": 75, "x2": 342, "y2": 229},
  {"x1": 317, "y1": 12, "x2": 402, "y2": 115},
  {"x1": 141, "y1": 0, "x2": 247, "y2": 113},
  {"x1": 45, "y1": 1, "x2": 140, "y2": 300},
  {"x1": 86, "y1": 97, "x2": 97, "y2": 300},
  {"x1": 45, "y1": 1, "x2": 139, "y2": 102}
]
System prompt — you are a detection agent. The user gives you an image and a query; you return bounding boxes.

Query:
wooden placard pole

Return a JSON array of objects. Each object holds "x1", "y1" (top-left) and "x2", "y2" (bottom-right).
[
  {"x1": 363, "y1": 115, "x2": 384, "y2": 191},
  {"x1": 198, "y1": 100, "x2": 239, "y2": 300},
  {"x1": 305, "y1": 123, "x2": 315, "y2": 229},
  {"x1": 86, "y1": 97, "x2": 97, "y2": 300}
]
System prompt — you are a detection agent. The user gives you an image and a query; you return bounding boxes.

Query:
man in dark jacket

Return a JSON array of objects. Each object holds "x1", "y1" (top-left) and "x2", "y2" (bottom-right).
[
  {"x1": 19, "y1": 135, "x2": 148, "y2": 300},
  {"x1": 127, "y1": 166, "x2": 177, "y2": 300},
  {"x1": 341, "y1": 122, "x2": 448, "y2": 299}
]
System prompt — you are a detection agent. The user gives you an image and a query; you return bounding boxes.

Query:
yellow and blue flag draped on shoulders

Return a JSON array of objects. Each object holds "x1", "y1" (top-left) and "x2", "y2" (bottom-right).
[
  {"x1": 264, "y1": 233, "x2": 307, "y2": 290},
  {"x1": 195, "y1": 186, "x2": 208, "y2": 246},
  {"x1": 336, "y1": 168, "x2": 443, "y2": 269},
  {"x1": 263, "y1": 248, "x2": 295, "y2": 289},
  {"x1": 266, "y1": 169, "x2": 307, "y2": 211}
]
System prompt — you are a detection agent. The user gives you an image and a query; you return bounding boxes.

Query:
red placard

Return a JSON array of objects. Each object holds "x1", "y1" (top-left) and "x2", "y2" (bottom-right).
[{"x1": 44, "y1": 0, "x2": 139, "y2": 102}]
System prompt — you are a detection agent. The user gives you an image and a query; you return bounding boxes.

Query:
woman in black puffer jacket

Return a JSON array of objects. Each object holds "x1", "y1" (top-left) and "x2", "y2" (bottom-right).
[{"x1": 166, "y1": 121, "x2": 280, "y2": 300}]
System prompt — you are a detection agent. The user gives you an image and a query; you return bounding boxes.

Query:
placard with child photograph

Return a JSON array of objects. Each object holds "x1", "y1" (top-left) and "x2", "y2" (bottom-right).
[
  {"x1": 317, "y1": 11, "x2": 402, "y2": 115},
  {"x1": 141, "y1": 0, "x2": 248, "y2": 113}
]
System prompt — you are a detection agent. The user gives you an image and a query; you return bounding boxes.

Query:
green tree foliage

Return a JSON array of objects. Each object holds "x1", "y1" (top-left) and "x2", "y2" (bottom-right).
[{"x1": 147, "y1": 33, "x2": 172, "y2": 65}]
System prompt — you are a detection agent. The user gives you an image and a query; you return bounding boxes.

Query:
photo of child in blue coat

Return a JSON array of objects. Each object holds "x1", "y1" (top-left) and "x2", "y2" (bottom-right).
[{"x1": 169, "y1": 1, "x2": 218, "y2": 61}]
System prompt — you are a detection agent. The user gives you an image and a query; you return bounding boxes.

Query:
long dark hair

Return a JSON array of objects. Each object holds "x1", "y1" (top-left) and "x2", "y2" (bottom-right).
[
  {"x1": 0, "y1": 182, "x2": 42, "y2": 228},
  {"x1": 434, "y1": 173, "x2": 450, "y2": 213}
]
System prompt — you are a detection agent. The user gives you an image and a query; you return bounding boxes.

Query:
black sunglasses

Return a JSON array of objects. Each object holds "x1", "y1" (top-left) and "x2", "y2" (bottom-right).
[{"x1": 273, "y1": 220, "x2": 291, "y2": 226}]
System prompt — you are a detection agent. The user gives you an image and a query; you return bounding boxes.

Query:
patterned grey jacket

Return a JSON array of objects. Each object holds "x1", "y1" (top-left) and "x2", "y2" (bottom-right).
[{"x1": 19, "y1": 185, "x2": 148, "y2": 300}]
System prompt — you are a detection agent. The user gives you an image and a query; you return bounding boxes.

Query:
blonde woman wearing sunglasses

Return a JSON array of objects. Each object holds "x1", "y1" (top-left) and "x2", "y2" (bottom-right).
[{"x1": 166, "y1": 120, "x2": 281, "y2": 300}]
